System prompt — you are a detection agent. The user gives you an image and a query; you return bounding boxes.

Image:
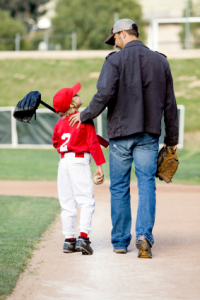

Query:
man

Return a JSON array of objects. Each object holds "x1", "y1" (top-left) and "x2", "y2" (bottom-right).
[{"x1": 69, "y1": 19, "x2": 178, "y2": 258}]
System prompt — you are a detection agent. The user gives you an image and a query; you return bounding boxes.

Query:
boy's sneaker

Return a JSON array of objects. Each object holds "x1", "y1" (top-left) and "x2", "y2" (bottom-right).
[
  {"x1": 75, "y1": 236, "x2": 93, "y2": 255},
  {"x1": 136, "y1": 235, "x2": 152, "y2": 258},
  {"x1": 63, "y1": 238, "x2": 76, "y2": 253}
]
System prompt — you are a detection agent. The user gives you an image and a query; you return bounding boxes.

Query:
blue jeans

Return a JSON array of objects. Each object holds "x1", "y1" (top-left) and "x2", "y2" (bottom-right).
[{"x1": 109, "y1": 133, "x2": 159, "y2": 250}]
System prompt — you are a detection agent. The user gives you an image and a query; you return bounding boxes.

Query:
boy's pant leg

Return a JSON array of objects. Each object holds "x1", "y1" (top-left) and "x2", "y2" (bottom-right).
[
  {"x1": 69, "y1": 157, "x2": 95, "y2": 235},
  {"x1": 57, "y1": 159, "x2": 77, "y2": 239}
]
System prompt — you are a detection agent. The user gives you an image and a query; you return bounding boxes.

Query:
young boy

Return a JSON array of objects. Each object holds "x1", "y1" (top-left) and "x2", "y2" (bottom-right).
[{"x1": 52, "y1": 82, "x2": 106, "y2": 255}]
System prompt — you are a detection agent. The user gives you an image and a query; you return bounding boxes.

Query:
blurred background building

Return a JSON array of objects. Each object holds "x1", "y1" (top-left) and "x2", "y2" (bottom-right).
[{"x1": 141, "y1": 0, "x2": 200, "y2": 51}]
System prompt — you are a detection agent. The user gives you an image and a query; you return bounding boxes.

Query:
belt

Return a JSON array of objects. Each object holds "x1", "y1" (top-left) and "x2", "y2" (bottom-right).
[{"x1": 61, "y1": 153, "x2": 84, "y2": 159}]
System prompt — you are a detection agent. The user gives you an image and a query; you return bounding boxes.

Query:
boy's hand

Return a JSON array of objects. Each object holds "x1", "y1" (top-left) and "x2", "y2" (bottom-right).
[
  {"x1": 69, "y1": 113, "x2": 81, "y2": 128},
  {"x1": 93, "y1": 165, "x2": 104, "y2": 185}
]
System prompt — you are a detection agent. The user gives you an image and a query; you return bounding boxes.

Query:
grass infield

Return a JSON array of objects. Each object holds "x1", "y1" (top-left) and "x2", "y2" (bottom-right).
[
  {"x1": 0, "y1": 195, "x2": 60, "y2": 300},
  {"x1": 0, "y1": 148, "x2": 200, "y2": 184}
]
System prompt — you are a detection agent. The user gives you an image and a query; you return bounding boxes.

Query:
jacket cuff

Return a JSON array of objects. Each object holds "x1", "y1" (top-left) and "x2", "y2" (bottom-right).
[{"x1": 164, "y1": 136, "x2": 178, "y2": 146}]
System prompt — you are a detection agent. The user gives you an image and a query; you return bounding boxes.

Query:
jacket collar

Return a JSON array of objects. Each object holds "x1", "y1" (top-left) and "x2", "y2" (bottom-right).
[{"x1": 123, "y1": 40, "x2": 149, "y2": 50}]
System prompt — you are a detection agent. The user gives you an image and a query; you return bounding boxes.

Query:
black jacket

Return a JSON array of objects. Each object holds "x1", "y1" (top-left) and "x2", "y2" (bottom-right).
[{"x1": 80, "y1": 40, "x2": 178, "y2": 145}]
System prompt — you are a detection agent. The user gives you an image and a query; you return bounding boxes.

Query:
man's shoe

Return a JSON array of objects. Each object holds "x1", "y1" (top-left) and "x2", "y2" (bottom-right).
[
  {"x1": 75, "y1": 236, "x2": 93, "y2": 255},
  {"x1": 63, "y1": 238, "x2": 76, "y2": 253},
  {"x1": 136, "y1": 236, "x2": 152, "y2": 258},
  {"x1": 113, "y1": 248, "x2": 127, "y2": 254}
]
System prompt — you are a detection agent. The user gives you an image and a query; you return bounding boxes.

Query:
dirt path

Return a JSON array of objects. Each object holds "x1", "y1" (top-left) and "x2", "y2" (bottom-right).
[{"x1": 1, "y1": 181, "x2": 200, "y2": 300}]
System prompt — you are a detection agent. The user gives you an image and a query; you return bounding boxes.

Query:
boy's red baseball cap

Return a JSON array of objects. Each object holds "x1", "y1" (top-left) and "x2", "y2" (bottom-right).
[{"x1": 53, "y1": 82, "x2": 81, "y2": 113}]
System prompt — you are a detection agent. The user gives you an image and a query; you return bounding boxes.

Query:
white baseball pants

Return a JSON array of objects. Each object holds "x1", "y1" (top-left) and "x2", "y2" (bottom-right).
[{"x1": 57, "y1": 152, "x2": 95, "y2": 239}]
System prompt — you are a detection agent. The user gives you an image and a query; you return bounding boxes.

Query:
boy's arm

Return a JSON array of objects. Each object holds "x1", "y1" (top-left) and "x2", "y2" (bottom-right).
[
  {"x1": 52, "y1": 125, "x2": 59, "y2": 149},
  {"x1": 85, "y1": 121, "x2": 106, "y2": 166}
]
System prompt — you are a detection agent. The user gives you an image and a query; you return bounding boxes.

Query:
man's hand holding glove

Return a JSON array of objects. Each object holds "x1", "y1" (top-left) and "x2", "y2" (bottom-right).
[{"x1": 156, "y1": 145, "x2": 179, "y2": 183}]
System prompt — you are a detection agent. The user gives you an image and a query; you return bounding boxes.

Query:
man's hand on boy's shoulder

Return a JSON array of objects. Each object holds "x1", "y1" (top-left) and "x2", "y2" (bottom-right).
[{"x1": 69, "y1": 112, "x2": 81, "y2": 128}]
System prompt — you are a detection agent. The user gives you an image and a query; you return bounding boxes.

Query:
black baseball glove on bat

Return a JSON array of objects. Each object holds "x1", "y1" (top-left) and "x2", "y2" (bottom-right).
[
  {"x1": 13, "y1": 91, "x2": 56, "y2": 123},
  {"x1": 13, "y1": 91, "x2": 109, "y2": 148}
]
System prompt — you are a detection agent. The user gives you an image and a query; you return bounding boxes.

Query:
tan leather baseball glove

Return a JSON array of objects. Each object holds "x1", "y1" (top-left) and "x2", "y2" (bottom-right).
[{"x1": 156, "y1": 146, "x2": 179, "y2": 183}]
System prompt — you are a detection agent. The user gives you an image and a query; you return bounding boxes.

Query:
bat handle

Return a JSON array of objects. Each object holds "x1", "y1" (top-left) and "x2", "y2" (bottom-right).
[{"x1": 40, "y1": 100, "x2": 56, "y2": 113}]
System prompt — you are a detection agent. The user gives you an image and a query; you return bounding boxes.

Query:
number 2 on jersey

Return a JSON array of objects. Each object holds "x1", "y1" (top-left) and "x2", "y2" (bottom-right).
[{"x1": 60, "y1": 133, "x2": 71, "y2": 152}]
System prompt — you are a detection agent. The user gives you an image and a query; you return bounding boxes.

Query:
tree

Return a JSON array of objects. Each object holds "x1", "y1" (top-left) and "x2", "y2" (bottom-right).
[
  {"x1": 179, "y1": 0, "x2": 200, "y2": 49},
  {"x1": 0, "y1": 0, "x2": 51, "y2": 31},
  {"x1": 0, "y1": 10, "x2": 26, "y2": 50},
  {"x1": 51, "y1": 0, "x2": 145, "y2": 50}
]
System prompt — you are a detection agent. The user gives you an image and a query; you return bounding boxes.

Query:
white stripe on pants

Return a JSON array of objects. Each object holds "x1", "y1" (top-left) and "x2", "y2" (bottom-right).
[{"x1": 57, "y1": 152, "x2": 95, "y2": 239}]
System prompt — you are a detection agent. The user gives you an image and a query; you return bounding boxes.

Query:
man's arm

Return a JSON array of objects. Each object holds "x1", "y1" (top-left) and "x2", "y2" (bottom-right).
[
  {"x1": 164, "y1": 63, "x2": 179, "y2": 146},
  {"x1": 69, "y1": 58, "x2": 119, "y2": 127},
  {"x1": 81, "y1": 59, "x2": 119, "y2": 122},
  {"x1": 85, "y1": 121, "x2": 106, "y2": 166}
]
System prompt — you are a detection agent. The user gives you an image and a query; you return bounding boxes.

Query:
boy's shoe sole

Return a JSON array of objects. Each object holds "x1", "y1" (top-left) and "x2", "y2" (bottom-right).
[
  {"x1": 136, "y1": 237, "x2": 152, "y2": 258},
  {"x1": 76, "y1": 246, "x2": 92, "y2": 255},
  {"x1": 113, "y1": 248, "x2": 127, "y2": 254},
  {"x1": 75, "y1": 237, "x2": 93, "y2": 255}
]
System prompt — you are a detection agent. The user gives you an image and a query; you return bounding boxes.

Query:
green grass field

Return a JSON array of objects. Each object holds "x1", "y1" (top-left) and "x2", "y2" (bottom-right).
[
  {"x1": 0, "y1": 148, "x2": 108, "y2": 180},
  {"x1": 0, "y1": 195, "x2": 60, "y2": 300},
  {"x1": 0, "y1": 58, "x2": 200, "y2": 132},
  {"x1": 0, "y1": 148, "x2": 200, "y2": 184},
  {"x1": 0, "y1": 59, "x2": 103, "y2": 108}
]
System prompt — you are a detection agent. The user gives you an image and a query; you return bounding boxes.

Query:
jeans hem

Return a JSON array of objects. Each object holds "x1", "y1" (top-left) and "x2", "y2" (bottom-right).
[
  {"x1": 112, "y1": 241, "x2": 130, "y2": 249},
  {"x1": 113, "y1": 247, "x2": 127, "y2": 250}
]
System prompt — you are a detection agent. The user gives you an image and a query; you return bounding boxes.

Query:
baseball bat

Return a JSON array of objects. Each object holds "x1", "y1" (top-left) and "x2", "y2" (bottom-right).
[{"x1": 40, "y1": 100, "x2": 56, "y2": 113}]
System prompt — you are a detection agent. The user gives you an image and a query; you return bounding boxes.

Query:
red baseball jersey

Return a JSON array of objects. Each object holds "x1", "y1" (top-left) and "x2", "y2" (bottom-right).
[{"x1": 52, "y1": 113, "x2": 106, "y2": 166}]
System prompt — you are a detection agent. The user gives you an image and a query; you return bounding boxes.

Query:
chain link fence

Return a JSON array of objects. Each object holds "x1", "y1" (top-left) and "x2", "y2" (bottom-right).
[{"x1": 0, "y1": 31, "x2": 77, "y2": 51}]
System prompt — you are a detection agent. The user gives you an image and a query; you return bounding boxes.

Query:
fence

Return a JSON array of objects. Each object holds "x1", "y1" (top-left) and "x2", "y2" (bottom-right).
[
  {"x1": 0, "y1": 32, "x2": 77, "y2": 51},
  {"x1": 0, "y1": 105, "x2": 185, "y2": 149},
  {"x1": 148, "y1": 17, "x2": 200, "y2": 51}
]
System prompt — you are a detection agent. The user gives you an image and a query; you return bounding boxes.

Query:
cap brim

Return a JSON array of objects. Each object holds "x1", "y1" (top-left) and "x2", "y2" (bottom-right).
[
  {"x1": 104, "y1": 33, "x2": 115, "y2": 46},
  {"x1": 72, "y1": 82, "x2": 81, "y2": 96}
]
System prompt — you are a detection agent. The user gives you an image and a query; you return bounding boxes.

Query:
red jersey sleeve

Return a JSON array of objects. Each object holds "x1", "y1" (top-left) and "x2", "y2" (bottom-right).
[
  {"x1": 85, "y1": 121, "x2": 106, "y2": 166},
  {"x1": 52, "y1": 123, "x2": 59, "y2": 149}
]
